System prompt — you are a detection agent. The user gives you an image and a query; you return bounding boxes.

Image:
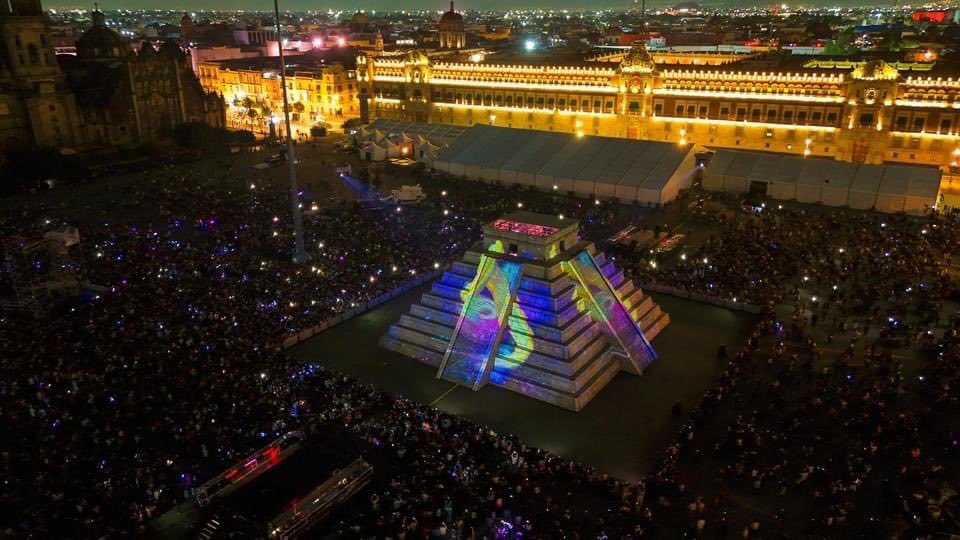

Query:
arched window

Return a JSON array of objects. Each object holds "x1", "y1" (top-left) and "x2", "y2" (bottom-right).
[{"x1": 28, "y1": 44, "x2": 40, "y2": 64}]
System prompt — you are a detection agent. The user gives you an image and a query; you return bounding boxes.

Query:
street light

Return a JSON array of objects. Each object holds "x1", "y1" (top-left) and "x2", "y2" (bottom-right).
[{"x1": 274, "y1": 0, "x2": 306, "y2": 263}]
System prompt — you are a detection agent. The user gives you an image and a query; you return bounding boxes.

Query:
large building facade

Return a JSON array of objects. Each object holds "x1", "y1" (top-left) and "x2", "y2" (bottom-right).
[
  {"x1": 198, "y1": 52, "x2": 359, "y2": 133},
  {"x1": 358, "y1": 43, "x2": 960, "y2": 169},
  {"x1": 0, "y1": 2, "x2": 224, "y2": 153}
]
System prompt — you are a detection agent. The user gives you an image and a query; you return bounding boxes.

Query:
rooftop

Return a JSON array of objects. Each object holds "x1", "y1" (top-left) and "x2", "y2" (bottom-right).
[
  {"x1": 490, "y1": 211, "x2": 574, "y2": 236},
  {"x1": 209, "y1": 48, "x2": 357, "y2": 71}
]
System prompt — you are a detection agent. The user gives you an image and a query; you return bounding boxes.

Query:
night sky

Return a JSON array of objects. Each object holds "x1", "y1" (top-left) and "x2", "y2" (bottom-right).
[{"x1": 47, "y1": 0, "x2": 871, "y2": 12}]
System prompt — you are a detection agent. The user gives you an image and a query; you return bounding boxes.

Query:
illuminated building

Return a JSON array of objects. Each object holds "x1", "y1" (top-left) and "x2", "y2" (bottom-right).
[
  {"x1": 0, "y1": 1, "x2": 223, "y2": 152},
  {"x1": 198, "y1": 51, "x2": 358, "y2": 133},
  {"x1": 437, "y1": 1, "x2": 465, "y2": 50},
  {"x1": 381, "y1": 212, "x2": 669, "y2": 411},
  {"x1": 358, "y1": 41, "x2": 960, "y2": 169}
]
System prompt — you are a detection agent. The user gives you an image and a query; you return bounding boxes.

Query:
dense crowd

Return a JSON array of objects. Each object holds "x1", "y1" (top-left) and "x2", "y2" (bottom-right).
[{"x1": 1, "y1": 147, "x2": 958, "y2": 539}]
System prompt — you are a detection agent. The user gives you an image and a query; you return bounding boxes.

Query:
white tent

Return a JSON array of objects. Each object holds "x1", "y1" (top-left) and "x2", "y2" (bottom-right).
[
  {"x1": 876, "y1": 165, "x2": 911, "y2": 213},
  {"x1": 431, "y1": 125, "x2": 698, "y2": 204},
  {"x1": 848, "y1": 165, "x2": 883, "y2": 210},
  {"x1": 361, "y1": 141, "x2": 388, "y2": 162}
]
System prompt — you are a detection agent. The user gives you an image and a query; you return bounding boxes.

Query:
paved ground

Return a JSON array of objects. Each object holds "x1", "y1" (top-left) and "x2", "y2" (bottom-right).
[{"x1": 290, "y1": 284, "x2": 755, "y2": 482}]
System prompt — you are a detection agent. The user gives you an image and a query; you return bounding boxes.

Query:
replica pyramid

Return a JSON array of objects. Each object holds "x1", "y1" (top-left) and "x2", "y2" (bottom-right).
[{"x1": 380, "y1": 212, "x2": 670, "y2": 411}]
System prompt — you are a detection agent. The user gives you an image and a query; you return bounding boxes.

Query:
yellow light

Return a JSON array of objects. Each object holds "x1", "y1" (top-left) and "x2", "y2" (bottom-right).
[
  {"x1": 892, "y1": 130, "x2": 958, "y2": 140},
  {"x1": 437, "y1": 102, "x2": 616, "y2": 118},
  {"x1": 654, "y1": 88, "x2": 844, "y2": 104},
  {"x1": 651, "y1": 116, "x2": 837, "y2": 133},
  {"x1": 895, "y1": 99, "x2": 948, "y2": 109},
  {"x1": 576, "y1": 130, "x2": 585, "y2": 138},
  {"x1": 427, "y1": 77, "x2": 618, "y2": 94}
]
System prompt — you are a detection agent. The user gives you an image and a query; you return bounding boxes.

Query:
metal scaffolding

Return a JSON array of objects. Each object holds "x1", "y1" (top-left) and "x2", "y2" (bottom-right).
[{"x1": 1, "y1": 228, "x2": 83, "y2": 317}]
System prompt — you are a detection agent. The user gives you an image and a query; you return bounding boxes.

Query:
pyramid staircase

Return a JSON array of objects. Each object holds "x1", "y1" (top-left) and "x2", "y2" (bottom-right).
[{"x1": 380, "y1": 242, "x2": 669, "y2": 411}]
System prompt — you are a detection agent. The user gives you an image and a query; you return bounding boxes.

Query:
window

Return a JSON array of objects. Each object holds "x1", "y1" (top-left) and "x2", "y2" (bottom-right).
[
  {"x1": 797, "y1": 111, "x2": 807, "y2": 122},
  {"x1": 736, "y1": 108, "x2": 746, "y2": 120},
  {"x1": 859, "y1": 113, "x2": 873, "y2": 127},
  {"x1": 698, "y1": 105, "x2": 707, "y2": 116},
  {"x1": 654, "y1": 103, "x2": 663, "y2": 115},
  {"x1": 811, "y1": 111, "x2": 822, "y2": 122},
  {"x1": 913, "y1": 117, "x2": 925, "y2": 131},
  {"x1": 628, "y1": 101, "x2": 640, "y2": 112},
  {"x1": 27, "y1": 44, "x2": 39, "y2": 64},
  {"x1": 826, "y1": 112, "x2": 837, "y2": 123},
  {"x1": 751, "y1": 109, "x2": 761, "y2": 120},
  {"x1": 896, "y1": 116, "x2": 908, "y2": 130},
  {"x1": 720, "y1": 106, "x2": 729, "y2": 117},
  {"x1": 686, "y1": 105, "x2": 695, "y2": 115},
  {"x1": 14, "y1": 35, "x2": 21, "y2": 48},
  {"x1": 766, "y1": 109, "x2": 777, "y2": 120},
  {"x1": 941, "y1": 119, "x2": 952, "y2": 133},
  {"x1": 675, "y1": 104, "x2": 684, "y2": 115},
  {"x1": 509, "y1": 243, "x2": 518, "y2": 255}
]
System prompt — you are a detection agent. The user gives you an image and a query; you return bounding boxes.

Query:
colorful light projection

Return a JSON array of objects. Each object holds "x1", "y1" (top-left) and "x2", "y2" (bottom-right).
[
  {"x1": 439, "y1": 256, "x2": 524, "y2": 388},
  {"x1": 490, "y1": 219, "x2": 558, "y2": 238},
  {"x1": 564, "y1": 250, "x2": 656, "y2": 369}
]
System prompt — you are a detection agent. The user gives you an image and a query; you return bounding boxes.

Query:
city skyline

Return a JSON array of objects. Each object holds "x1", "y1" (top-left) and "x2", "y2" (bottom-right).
[{"x1": 45, "y1": 0, "x2": 908, "y2": 13}]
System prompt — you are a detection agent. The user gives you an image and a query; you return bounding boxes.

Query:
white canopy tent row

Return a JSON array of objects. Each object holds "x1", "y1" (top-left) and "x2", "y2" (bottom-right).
[
  {"x1": 703, "y1": 150, "x2": 942, "y2": 214},
  {"x1": 354, "y1": 119, "x2": 467, "y2": 165},
  {"x1": 432, "y1": 124, "x2": 702, "y2": 205}
]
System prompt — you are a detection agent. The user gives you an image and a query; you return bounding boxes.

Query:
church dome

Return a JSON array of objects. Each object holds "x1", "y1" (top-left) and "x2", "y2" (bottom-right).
[
  {"x1": 350, "y1": 11, "x2": 369, "y2": 25},
  {"x1": 77, "y1": 9, "x2": 130, "y2": 61},
  {"x1": 439, "y1": 2, "x2": 464, "y2": 29}
]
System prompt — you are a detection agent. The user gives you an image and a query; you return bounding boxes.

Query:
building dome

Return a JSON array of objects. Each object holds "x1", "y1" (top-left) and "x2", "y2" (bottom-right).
[
  {"x1": 439, "y1": 2, "x2": 464, "y2": 29},
  {"x1": 76, "y1": 9, "x2": 130, "y2": 61},
  {"x1": 438, "y1": 2, "x2": 465, "y2": 49},
  {"x1": 350, "y1": 11, "x2": 369, "y2": 25}
]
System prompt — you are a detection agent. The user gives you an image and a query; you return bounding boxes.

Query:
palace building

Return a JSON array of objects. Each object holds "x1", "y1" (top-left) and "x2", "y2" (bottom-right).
[{"x1": 357, "y1": 42, "x2": 960, "y2": 169}]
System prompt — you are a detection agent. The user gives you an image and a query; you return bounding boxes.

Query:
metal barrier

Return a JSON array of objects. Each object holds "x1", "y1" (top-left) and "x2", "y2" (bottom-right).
[
  {"x1": 638, "y1": 282, "x2": 763, "y2": 314},
  {"x1": 280, "y1": 268, "x2": 446, "y2": 349}
]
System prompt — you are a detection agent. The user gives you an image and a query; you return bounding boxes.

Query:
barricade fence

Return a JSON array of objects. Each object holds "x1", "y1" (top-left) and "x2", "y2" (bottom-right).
[
  {"x1": 637, "y1": 282, "x2": 763, "y2": 314},
  {"x1": 280, "y1": 267, "x2": 446, "y2": 349}
]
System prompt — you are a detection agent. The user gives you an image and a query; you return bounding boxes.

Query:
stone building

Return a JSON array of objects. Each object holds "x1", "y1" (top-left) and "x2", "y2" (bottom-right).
[
  {"x1": 357, "y1": 42, "x2": 960, "y2": 169},
  {"x1": 0, "y1": 1, "x2": 224, "y2": 152}
]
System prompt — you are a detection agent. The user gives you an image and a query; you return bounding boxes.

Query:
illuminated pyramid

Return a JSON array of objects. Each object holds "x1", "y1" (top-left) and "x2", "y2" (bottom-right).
[{"x1": 380, "y1": 212, "x2": 670, "y2": 411}]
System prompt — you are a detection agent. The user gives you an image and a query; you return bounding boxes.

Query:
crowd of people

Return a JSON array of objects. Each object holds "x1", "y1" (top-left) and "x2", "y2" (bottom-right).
[{"x1": 1, "y1": 145, "x2": 958, "y2": 539}]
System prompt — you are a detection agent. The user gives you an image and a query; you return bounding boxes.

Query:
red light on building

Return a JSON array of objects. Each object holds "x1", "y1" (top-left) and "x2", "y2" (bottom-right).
[{"x1": 912, "y1": 9, "x2": 950, "y2": 24}]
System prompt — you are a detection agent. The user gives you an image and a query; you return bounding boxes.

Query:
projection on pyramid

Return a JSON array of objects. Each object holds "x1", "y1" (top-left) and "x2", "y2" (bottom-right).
[{"x1": 380, "y1": 212, "x2": 670, "y2": 411}]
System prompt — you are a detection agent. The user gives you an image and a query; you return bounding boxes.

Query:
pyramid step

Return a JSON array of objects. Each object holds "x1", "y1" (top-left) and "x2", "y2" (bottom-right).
[
  {"x1": 399, "y1": 314, "x2": 454, "y2": 340},
  {"x1": 410, "y1": 304, "x2": 460, "y2": 327},
  {"x1": 498, "y1": 330, "x2": 609, "y2": 377},
  {"x1": 386, "y1": 325, "x2": 449, "y2": 353},
  {"x1": 492, "y1": 346, "x2": 617, "y2": 395},
  {"x1": 420, "y1": 293, "x2": 463, "y2": 316},
  {"x1": 642, "y1": 312, "x2": 671, "y2": 342},
  {"x1": 430, "y1": 282, "x2": 467, "y2": 301},
  {"x1": 380, "y1": 335, "x2": 443, "y2": 367},
  {"x1": 628, "y1": 295, "x2": 655, "y2": 321}
]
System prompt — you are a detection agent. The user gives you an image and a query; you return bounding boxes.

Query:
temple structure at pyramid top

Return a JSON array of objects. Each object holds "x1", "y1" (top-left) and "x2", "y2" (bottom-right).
[{"x1": 380, "y1": 211, "x2": 670, "y2": 411}]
